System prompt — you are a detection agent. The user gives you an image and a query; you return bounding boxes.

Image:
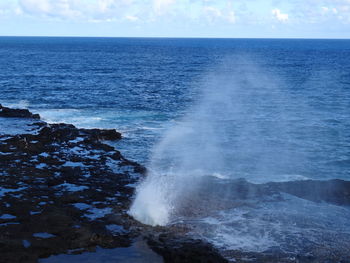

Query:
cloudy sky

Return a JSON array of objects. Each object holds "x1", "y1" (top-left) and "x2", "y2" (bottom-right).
[{"x1": 0, "y1": 0, "x2": 349, "y2": 38}]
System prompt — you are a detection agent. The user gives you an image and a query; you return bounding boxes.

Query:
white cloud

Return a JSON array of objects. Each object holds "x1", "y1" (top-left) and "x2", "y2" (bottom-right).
[
  {"x1": 203, "y1": 5, "x2": 236, "y2": 24},
  {"x1": 19, "y1": 0, "x2": 51, "y2": 15},
  {"x1": 125, "y1": 14, "x2": 139, "y2": 21},
  {"x1": 321, "y1": 6, "x2": 329, "y2": 13},
  {"x1": 12, "y1": 0, "x2": 350, "y2": 29},
  {"x1": 317, "y1": 1, "x2": 350, "y2": 23},
  {"x1": 153, "y1": 0, "x2": 176, "y2": 15},
  {"x1": 17, "y1": 0, "x2": 139, "y2": 22},
  {"x1": 0, "y1": 1, "x2": 22, "y2": 18},
  {"x1": 97, "y1": 0, "x2": 115, "y2": 13},
  {"x1": 322, "y1": 7, "x2": 339, "y2": 15},
  {"x1": 18, "y1": 0, "x2": 82, "y2": 19},
  {"x1": 272, "y1": 8, "x2": 288, "y2": 22},
  {"x1": 227, "y1": 10, "x2": 236, "y2": 23},
  {"x1": 291, "y1": 0, "x2": 350, "y2": 24},
  {"x1": 14, "y1": 0, "x2": 238, "y2": 25},
  {"x1": 204, "y1": 6, "x2": 222, "y2": 19}
]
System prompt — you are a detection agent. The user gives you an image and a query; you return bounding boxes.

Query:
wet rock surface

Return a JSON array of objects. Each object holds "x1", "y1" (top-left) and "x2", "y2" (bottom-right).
[
  {"x1": 0, "y1": 106, "x2": 227, "y2": 263},
  {"x1": 0, "y1": 104, "x2": 40, "y2": 119},
  {"x1": 146, "y1": 233, "x2": 228, "y2": 263}
]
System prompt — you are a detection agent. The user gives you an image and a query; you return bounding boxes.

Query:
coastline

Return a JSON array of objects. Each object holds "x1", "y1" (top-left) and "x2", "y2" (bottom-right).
[
  {"x1": 0, "y1": 104, "x2": 227, "y2": 263},
  {"x1": 1, "y1": 104, "x2": 350, "y2": 263}
]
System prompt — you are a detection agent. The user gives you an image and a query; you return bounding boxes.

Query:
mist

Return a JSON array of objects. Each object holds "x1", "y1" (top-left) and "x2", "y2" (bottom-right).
[{"x1": 129, "y1": 57, "x2": 310, "y2": 226}]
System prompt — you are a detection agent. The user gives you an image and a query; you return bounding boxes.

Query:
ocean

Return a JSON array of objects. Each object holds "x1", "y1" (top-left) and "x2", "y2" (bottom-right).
[{"x1": 1, "y1": 37, "x2": 350, "y2": 257}]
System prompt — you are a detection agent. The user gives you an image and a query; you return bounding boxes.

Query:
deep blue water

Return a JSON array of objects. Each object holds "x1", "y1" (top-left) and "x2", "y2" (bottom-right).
[{"x1": 1, "y1": 37, "x2": 350, "y2": 181}]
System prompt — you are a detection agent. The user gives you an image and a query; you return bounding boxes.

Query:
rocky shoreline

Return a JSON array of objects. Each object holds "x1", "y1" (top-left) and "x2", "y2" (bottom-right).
[
  {"x1": 0, "y1": 104, "x2": 227, "y2": 263},
  {"x1": 1, "y1": 104, "x2": 350, "y2": 263}
]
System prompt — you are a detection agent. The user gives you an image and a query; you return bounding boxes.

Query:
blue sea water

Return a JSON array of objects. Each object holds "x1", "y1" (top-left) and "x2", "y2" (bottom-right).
[
  {"x1": 1, "y1": 37, "x2": 350, "y2": 257},
  {"x1": 1, "y1": 37, "x2": 349, "y2": 181}
]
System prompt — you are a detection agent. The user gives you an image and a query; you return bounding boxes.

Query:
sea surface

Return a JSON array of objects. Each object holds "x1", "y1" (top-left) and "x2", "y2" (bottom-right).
[{"x1": 1, "y1": 37, "x2": 350, "y2": 257}]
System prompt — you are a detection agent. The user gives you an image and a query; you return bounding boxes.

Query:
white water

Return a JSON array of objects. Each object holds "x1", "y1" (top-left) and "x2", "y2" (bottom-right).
[{"x1": 129, "y1": 60, "x2": 303, "y2": 226}]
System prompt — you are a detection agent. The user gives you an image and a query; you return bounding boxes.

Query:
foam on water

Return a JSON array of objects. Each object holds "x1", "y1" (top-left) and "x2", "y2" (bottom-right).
[
  {"x1": 2, "y1": 100, "x2": 30, "y2": 109},
  {"x1": 191, "y1": 193, "x2": 350, "y2": 254},
  {"x1": 38, "y1": 109, "x2": 103, "y2": 127},
  {"x1": 247, "y1": 174, "x2": 310, "y2": 184}
]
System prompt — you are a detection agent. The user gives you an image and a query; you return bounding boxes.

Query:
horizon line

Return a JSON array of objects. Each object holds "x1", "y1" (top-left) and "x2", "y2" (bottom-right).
[{"x1": 0, "y1": 35, "x2": 349, "y2": 40}]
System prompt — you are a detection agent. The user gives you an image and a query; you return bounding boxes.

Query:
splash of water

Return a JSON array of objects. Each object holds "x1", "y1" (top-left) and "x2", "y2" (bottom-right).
[{"x1": 129, "y1": 58, "x2": 305, "y2": 226}]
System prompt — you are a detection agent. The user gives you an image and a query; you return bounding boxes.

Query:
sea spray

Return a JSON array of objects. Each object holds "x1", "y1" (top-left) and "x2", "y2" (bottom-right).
[{"x1": 129, "y1": 58, "x2": 306, "y2": 226}]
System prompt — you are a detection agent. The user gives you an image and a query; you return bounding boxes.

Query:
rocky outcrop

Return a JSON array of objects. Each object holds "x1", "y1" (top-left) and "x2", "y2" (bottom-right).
[
  {"x1": 0, "y1": 104, "x2": 40, "y2": 119},
  {"x1": 80, "y1": 128, "x2": 122, "y2": 141},
  {"x1": 146, "y1": 233, "x2": 228, "y2": 263},
  {"x1": 0, "y1": 121, "x2": 141, "y2": 262}
]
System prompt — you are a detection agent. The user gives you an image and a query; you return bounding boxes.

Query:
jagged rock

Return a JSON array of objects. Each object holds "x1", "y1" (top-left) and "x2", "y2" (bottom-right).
[
  {"x1": 80, "y1": 128, "x2": 122, "y2": 141},
  {"x1": 146, "y1": 233, "x2": 228, "y2": 263},
  {"x1": 0, "y1": 107, "x2": 143, "y2": 262},
  {"x1": 0, "y1": 104, "x2": 40, "y2": 119},
  {"x1": 38, "y1": 123, "x2": 79, "y2": 142}
]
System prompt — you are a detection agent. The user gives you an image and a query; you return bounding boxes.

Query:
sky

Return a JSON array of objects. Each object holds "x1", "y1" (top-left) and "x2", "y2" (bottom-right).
[{"x1": 0, "y1": 0, "x2": 349, "y2": 38}]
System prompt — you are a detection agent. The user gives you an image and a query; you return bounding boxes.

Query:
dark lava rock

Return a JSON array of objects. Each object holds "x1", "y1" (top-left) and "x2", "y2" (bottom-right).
[
  {"x1": 0, "y1": 106, "x2": 142, "y2": 262},
  {"x1": 0, "y1": 104, "x2": 40, "y2": 119},
  {"x1": 146, "y1": 233, "x2": 228, "y2": 263},
  {"x1": 80, "y1": 128, "x2": 122, "y2": 141},
  {"x1": 38, "y1": 123, "x2": 79, "y2": 142}
]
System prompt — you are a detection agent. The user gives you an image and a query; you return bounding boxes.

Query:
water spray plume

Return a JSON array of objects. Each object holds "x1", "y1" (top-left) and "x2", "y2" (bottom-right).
[{"x1": 129, "y1": 57, "x2": 304, "y2": 226}]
